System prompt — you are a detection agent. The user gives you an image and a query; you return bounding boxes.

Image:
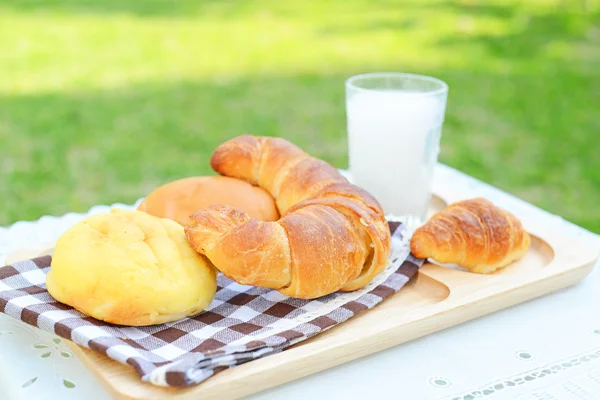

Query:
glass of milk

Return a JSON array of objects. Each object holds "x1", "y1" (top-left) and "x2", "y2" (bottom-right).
[{"x1": 345, "y1": 72, "x2": 448, "y2": 223}]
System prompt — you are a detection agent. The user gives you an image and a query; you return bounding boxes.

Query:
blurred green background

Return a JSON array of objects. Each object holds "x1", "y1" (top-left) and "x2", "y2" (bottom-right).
[{"x1": 1, "y1": 0, "x2": 599, "y2": 232}]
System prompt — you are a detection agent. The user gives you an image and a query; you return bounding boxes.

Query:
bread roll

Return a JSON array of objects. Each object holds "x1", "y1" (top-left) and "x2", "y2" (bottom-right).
[
  {"x1": 138, "y1": 176, "x2": 279, "y2": 226},
  {"x1": 46, "y1": 209, "x2": 217, "y2": 326}
]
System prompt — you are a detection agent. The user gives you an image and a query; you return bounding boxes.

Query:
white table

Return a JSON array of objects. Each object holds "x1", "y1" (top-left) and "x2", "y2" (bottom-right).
[{"x1": 1, "y1": 164, "x2": 599, "y2": 400}]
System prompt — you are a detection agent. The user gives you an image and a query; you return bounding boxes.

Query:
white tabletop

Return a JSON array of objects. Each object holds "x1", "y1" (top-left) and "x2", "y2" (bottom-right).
[{"x1": 1, "y1": 164, "x2": 599, "y2": 400}]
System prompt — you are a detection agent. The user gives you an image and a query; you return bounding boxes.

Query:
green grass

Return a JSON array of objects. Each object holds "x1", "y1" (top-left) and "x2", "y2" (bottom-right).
[{"x1": 1, "y1": 0, "x2": 599, "y2": 232}]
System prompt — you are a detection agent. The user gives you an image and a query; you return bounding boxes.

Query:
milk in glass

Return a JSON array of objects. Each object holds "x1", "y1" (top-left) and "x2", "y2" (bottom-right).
[{"x1": 347, "y1": 90, "x2": 445, "y2": 219}]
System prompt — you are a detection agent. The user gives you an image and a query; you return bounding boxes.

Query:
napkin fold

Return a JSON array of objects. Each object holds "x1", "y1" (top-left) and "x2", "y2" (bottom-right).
[{"x1": 0, "y1": 221, "x2": 421, "y2": 387}]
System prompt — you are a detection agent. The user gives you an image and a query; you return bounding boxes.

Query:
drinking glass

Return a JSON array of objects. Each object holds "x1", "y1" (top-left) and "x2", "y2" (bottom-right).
[{"x1": 345, "y1": 72, "x2": 448, "y2": 224}]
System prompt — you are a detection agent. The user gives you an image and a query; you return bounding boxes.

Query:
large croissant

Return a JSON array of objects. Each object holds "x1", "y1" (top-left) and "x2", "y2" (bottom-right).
[
  {"x1": 185, "y1": 135, "x2": 391, "y2": 299},
  {"x1": 410, "y1": 198, "x2": 530, "y2": 274}
]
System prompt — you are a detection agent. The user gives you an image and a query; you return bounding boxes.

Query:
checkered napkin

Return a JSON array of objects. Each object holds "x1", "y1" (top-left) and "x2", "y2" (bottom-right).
[{"x1": 0, "y1": 221, "x2": 422, "y2": 387}]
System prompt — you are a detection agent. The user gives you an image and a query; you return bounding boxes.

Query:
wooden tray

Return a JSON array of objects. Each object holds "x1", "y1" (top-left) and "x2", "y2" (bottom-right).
[{"x1": 6, "y1": 190, "x2": 598, "y2": 400}]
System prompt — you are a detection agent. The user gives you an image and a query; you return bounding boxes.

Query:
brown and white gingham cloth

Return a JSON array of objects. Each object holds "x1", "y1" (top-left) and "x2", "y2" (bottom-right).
[{"x1": 0, "y1": 221, "x2": 422, "y2": 387}]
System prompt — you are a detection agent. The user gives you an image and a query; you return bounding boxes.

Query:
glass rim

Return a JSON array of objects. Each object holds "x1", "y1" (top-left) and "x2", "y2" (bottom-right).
[{"x1": 346, "y1": 72, "x2": 449, "y2": 97}]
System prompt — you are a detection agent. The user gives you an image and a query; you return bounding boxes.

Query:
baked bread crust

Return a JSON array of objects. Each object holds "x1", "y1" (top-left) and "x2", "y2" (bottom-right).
[
  {"x1": 47, "y1": 209, "x2": 217, "y2": 326},
  {"x1": 410, "y1": 198, "x2": 531, "y2": 273},
  {"x1": 185, "y1": 135, "x2": 391, "y2": 299},
  {"x1": 138, "y1": 176, "x2": 279, "y2": 226}
]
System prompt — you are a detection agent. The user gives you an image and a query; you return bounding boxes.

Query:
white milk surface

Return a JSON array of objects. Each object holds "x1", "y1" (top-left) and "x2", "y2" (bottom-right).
[{"x1": 346, "y1": 90, "x2": 444, "y2": 218}]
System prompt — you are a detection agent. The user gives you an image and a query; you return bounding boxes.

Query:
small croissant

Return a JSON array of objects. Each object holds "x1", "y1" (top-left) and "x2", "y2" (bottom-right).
[{"x1": 410, "y1": 198, "x2": 530, "y2": 274}]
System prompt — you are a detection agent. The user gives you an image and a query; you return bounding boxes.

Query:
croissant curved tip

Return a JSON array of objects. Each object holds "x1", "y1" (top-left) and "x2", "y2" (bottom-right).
[{"x1": 409, "y1": 230, "x2": 432, "y2": 259}]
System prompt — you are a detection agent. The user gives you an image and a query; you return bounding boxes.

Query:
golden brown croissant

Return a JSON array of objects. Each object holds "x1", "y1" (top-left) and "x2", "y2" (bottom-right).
[
  {"x1": 410, "y1": 198, "x2": 530, "y2": 274},
  {"x1": 185, "y1": 135, "x2": 391, "y2": 299}
]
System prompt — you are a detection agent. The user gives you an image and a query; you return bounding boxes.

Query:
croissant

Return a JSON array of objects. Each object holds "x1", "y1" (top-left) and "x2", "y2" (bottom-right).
[
  {"x1": 410, "y1": 198, "x2": 530, "y2": 274},
  {"x1": 185, "y1": 135, "x2": 391, "y2": 299}
]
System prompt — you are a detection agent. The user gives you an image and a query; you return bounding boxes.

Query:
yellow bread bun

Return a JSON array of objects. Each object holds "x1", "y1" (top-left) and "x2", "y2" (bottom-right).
[
  {"x1": 138, "y1": 176, "x2": 280, "y2": 227},
  {"x1": 46, "y1": 209, "x2": 217, "y2": 326}
]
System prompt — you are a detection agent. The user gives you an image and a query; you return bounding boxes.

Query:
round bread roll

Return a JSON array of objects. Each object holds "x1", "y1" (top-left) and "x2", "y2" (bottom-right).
[
  {"x1": 138, "y1": 176, "x2": 279, "y2": 227},
  {"x1": 46, "y1": 209, "x2": 217, "y2": 326}
]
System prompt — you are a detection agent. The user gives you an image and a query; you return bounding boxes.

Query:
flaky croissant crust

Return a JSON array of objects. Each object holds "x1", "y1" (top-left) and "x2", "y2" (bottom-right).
[
  {"x1": 410, "y1": 198, "x2": 531, "y2": 273},
  {"x1": 185, "y1": 135, "x2": 391, "y2": 298}
]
